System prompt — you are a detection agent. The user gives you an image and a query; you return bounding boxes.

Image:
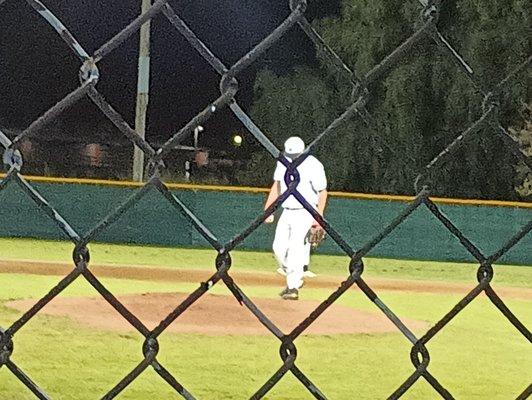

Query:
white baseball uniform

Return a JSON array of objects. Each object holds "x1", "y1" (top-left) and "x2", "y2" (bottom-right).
[{"x1": 272, "y1": 155, "x2": 327, "y2": 290}]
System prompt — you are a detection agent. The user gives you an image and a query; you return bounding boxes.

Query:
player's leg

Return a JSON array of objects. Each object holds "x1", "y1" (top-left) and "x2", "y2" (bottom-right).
[
  {"x1": 302, "y1": 239, "x2": 316, "y2": 278},
  {"x1": 272, "y1": 210, "x2": 290, "y2": 276},
  {"x1": 283, "y1": 209, "x2": 314, "y2": 299},
  {"x1": 302, "y1": 237, "x2": 310, "y2": 266}
]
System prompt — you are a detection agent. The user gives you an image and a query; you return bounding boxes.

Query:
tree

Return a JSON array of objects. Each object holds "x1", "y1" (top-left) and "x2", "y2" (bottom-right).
[
  {"x1": 236, "y1": 67, "x2": 354, "y2": 189},
  {"x1": 244, "y1": 0, "x2": 529, "y2": 199},
  {"x1": 511, "y1": 104, "x2": 532, "y2": 199}
]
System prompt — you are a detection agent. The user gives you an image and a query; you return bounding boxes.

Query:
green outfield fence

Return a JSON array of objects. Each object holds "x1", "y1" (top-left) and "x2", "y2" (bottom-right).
[
  {"x1": 1, "y1": 0, "x2": 531, "y2": 399},
  {"x1": 0, "y1": 176, "x2": 530, "y2": 265}
]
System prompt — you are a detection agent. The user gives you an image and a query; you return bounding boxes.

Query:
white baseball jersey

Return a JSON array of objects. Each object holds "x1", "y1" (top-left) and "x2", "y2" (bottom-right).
[{"x1": 273, "y1": 155, "x2": 327, "y2": 209}]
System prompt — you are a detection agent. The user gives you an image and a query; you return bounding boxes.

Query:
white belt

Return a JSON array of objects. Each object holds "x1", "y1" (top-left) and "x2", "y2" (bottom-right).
[{"x1": 282, "y1": 206, "x2": 316, "y2": 210}]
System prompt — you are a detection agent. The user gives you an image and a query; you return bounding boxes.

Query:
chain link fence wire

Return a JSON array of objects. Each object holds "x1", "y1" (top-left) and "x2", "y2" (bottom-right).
[{"x1": 1, "y1": 0, "x2": 531, "y2": 398}]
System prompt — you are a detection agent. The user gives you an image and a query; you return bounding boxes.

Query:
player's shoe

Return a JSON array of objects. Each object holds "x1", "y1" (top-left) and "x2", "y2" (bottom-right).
[
  {"x1": 303, "y1": 265, "x2": 316, "y2": 278},
  {"x1": 276, "y1": 266, "x2": 287, "y2": 276},
  {"x1": 281, "y1": 288, "x2": 299, "y2": 300}
]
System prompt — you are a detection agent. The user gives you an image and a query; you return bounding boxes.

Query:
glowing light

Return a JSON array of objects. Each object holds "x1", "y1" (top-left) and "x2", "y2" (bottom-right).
[{"x1": 232, "y1": 134, "x2": 243, "y2": 146}]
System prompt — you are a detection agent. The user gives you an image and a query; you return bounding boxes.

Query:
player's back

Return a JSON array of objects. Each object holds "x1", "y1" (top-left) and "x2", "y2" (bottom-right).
[{"x1": 274, "y1": 155, "x2": 327, "y2": 207}]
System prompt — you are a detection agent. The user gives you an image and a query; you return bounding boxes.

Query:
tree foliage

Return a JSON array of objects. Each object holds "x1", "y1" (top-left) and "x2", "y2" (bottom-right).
[
  {"x1": 511, "y1": 104, "x2": 532, "y2": 199},
  {"x1": 242, "y1": 0, "x2": 530, "y2": 199}
]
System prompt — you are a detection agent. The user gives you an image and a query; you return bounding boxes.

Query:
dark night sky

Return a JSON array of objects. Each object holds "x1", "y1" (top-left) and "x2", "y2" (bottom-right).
[{"x1": 0, "y1": 0, "x2": 339, "y2": 151}]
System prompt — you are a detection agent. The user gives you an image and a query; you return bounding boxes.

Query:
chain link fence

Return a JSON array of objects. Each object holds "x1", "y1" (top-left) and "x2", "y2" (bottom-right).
[{"x1": 1, "y1": 0, "x2": 531, "y2": 398}]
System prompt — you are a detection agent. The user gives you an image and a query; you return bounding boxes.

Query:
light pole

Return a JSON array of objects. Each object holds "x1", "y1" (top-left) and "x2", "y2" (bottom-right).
[
  {"x1": 185, "y1": 125, "x2": 204, "y2": 182},
  {"x1": 194, "y1": 125, "x2": 204, "y2": 149},
  {"x1": 132, "y1": 0, "x2": 151, "y2": 182}
]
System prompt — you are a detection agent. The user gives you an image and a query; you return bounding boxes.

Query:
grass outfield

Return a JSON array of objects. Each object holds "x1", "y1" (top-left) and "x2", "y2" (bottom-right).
[
  {"x1": 0, "y1": 237, "x2": 531, "y2": 286},
  {"x1": 0, "y1": 237, "x2": 531, "y2": 399}
]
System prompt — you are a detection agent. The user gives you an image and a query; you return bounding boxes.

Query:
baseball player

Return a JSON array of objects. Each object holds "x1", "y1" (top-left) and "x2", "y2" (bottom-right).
[
  {"x1": 277, "y1": 241, "x2": 316, "y2": 278},
  {"x1": 264, "y1": 136, "x2": 328, "y2": 300}
]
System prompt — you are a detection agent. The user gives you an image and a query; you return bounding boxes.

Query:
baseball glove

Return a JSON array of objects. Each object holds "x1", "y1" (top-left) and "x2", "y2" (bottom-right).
[{"x1": 307, "y1": 225, "x2": 326, "y2": 249}]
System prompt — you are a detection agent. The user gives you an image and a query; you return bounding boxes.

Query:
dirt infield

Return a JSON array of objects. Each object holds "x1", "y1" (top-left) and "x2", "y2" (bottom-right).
[
  {"x1": 1, "y1": 259, "x2": 531, "y2": 336},
  {"x1": 1, "y1": 259, "x2": 531, "y2": 299},
  {"x1": 6, "y1": 292, "x2": 429, "y2": 335}
]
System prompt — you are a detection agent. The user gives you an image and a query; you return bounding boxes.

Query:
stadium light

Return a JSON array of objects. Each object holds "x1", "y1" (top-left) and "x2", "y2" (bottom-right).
[{"x1": 232, "y1": 134, "x2": 243, "y2": 147}]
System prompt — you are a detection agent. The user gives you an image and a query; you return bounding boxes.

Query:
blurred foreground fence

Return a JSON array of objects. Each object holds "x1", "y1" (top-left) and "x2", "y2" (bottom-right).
[{"x1": 0, "y1": 0, "x2": 531, "y2": 399}]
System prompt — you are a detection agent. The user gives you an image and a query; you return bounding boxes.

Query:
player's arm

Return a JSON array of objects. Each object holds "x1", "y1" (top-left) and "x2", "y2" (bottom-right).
[
  {"x1": 313, "y1": 160, "x2": 328, "y2": 227},
  {"x1": 264, "y1": 181, "x2": 280, "y2": 223},
  {"x1": 317, "y1": 189, "x2": 328, "y2": 217},
  {"x1": 312, "y1": 189, "x2": 328, "y2": 228}
]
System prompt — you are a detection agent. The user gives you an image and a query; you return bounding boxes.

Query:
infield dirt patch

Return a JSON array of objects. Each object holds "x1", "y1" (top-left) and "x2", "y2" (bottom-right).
[
  {"x1": 7, "y1": 292, "x2": 428, "y2": 335},
  {"x1": 1, "y1": 259, "x2": 530, "y2": 299},
  {"x1": 2, "y1": 258, "x2": 531, "y2": 335}
]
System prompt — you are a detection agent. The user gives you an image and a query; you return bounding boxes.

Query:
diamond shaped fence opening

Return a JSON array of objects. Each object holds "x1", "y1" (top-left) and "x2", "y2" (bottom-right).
[{"x1": 0, "y1": 0, "x2": 531, "y2": 399}]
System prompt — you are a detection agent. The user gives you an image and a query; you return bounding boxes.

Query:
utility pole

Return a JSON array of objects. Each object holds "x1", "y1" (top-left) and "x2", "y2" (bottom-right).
[{"x1": 132, "y1": 0, "x2": 151, "y2": 182}]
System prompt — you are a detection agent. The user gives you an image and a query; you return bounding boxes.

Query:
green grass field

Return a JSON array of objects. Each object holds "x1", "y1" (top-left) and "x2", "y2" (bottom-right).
[{"x1": 0, "y1": 238, "x2": 531, "y2": 399}]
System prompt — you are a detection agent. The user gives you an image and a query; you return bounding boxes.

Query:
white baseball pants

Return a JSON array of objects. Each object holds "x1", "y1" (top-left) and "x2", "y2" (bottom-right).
[{"x1": 273, "y1": 208, "x2": 314, "y2": 289}]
